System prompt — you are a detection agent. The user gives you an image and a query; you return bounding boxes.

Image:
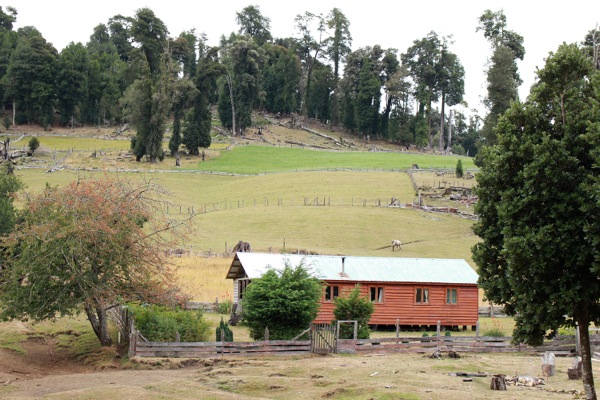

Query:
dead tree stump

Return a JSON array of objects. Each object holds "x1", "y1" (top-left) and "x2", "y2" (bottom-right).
[
  {"x1": 490, "y1": 375, "x2": 507, "y2": 390},
  {"x1": 568, "y1": 357, "x2": 583, "y2": 380}
]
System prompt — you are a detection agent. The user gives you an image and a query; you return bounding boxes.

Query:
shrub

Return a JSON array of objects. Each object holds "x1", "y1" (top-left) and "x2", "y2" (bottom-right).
[
  {"x1": 451, "y1": 144, "x2": 466, "y2": 156},
  {"x1": 333, "y1": 285, "x2": 374, "y2": 339},
  {"x1": 28, "y1": 137, "x2": 40, "y2": 155},
  {"x1": 455, "y1": 159, "x2": 464, "y2": 178},
  {"x1": 128, "y1": 304, "x2": 210, "y2": 342},
  {"x1": 482, "y1": 328, "x2": 504, "y2": 337},
  {"x1": 217, "y1": 296, "x2": 233, "y2": 315},
  {"x1": 242, "y1": 261, "x2": 322, "y2": 340},
  {"x1": 216, "y1": 317, "x2": 234, "y2": 342}
]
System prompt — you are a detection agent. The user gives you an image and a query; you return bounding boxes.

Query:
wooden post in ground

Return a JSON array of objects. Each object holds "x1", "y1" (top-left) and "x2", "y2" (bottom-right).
[
  {"x1": 396, "y1": 319, "x2": 400, "y2": 338},
  {"x1": 490, "y1": 375, "x2": 507, "y2": 390},
  {"x1": 264, "y1": 327, "x2": 269, "y2": 341},
  {"x1": 542, "y1": 352, "x2": 556, "y2": 377}
]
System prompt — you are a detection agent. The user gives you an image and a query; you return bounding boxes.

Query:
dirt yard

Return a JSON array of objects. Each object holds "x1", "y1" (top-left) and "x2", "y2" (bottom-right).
[{"x1": 0, "y1": 328, "x2": 595, "y2": 400}]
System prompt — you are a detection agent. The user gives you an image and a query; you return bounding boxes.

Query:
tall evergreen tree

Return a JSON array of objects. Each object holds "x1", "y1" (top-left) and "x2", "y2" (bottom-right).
[
  {"x1": 183, "y1": 47, "x2": 223, "y2": 155},
  {"x1": 477, "y1": 9, "x2": 525, "y2": 146},
  {"x1": 4, "y1": 27, "x2": 57, "y2": 128},
  {"x1": 56, "y1": 42, "x2": 89, "y2": 127},
  {"x1": 473, "y1": 44, "x2": 600, "y2": 399},
  {"x1": 325, "y1": 8, "x2": 352, "y2": 126},
  {"x1": 235, "y1": 5, "x2": 272, "y2": 46}
]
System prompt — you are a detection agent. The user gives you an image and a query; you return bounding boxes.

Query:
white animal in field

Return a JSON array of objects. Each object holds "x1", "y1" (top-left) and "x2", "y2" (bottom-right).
[{"x1": 391, "y1": 240, "x2": 402, "y2": 251}]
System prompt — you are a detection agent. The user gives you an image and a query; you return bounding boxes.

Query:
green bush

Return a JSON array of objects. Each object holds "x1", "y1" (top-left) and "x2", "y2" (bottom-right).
[
  {"x1": 216, "y1": 317, "x2": 234, "y2": 342},
  {"x1": 333, "y1": 285, "x2": 374, "y2": 339},
  {"x1": 242, "y1": 261, "x2": 322, "y2": 340},
  {"x1": 455, "y1": 159, "x2": 464, "y2": 178},
  {"x1": 482, "y1": 328, "x2": 504, "y2": 337},
  {"x1": 128, "y1": 304, "x2": 210, "y2": 342},
  {"x1": 28, "y1": 137, "x2": 40, "y2": 155},
  {"x1": 444, "y1": 330, "x2": 452, "y2": 337},
  {"x1": 217, "y1": 298, "x2": 233, "y2": 315}
]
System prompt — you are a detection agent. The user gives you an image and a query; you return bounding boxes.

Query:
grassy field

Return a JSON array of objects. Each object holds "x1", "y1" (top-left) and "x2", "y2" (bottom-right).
[{"x1": 15, "y1": 168, "x2": 478, "y2": 260}]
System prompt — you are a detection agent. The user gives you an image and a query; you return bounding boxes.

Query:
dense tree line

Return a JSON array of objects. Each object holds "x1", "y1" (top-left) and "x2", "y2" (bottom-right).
[{"x1": 0, "y1": 5, "x2": 598, "y2": 161}]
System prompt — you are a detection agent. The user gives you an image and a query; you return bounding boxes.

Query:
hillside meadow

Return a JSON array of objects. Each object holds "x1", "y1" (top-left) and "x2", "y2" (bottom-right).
[{"x1": 10, "y1": 132, "x2": 480, "y2": 306}]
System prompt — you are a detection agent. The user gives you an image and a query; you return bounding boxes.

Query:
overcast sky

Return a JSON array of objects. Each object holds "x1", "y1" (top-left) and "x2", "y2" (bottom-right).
[{"x1": 10, "y1": 0, "x2": 600, "y2": 115}]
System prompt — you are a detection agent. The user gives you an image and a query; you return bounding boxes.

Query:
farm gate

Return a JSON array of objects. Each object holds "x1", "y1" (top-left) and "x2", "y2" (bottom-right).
[{"x1": 310, "y1": 323, "x2": 337, "y2": 354}]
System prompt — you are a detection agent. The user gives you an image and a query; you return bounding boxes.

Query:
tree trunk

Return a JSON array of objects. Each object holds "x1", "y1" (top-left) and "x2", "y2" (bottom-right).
[
  {"x1": 576, "y1": 317, "x2": 597, "y2": 400},
  {"x1": 226, "y1": 72, "x2": 236, "y2": 136},
  {"x1": 439, "y1": 91, "x2": 445, "y2": 151},
  {"x1": 84, "y1": 300, "x2": 113, "y2": 346}
]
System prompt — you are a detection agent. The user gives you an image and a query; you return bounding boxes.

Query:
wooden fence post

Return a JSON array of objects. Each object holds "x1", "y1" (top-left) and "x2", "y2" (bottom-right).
[
  {"x1": 264, "y1": 327, "x2": 269, "y2": 341},
  {"x1": 353, "y1": 321, "x2": 358, "y2": 340},
  {"x1": 437, "y1": 321, "x2": 441, "y2": 337},
  {"x1": 476, "y1": 320, "x2": 480, "y2": 337},
  {"x1": 396, "y1": 319, "x2": 400, "y2": 338}
]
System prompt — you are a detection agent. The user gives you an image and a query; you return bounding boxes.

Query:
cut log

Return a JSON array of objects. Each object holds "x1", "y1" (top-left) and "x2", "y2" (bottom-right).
[{"x1": 490, "y1": 375, "x2": 507, "y2": 390}]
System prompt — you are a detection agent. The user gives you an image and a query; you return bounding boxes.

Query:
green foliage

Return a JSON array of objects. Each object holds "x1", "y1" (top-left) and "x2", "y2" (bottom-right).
[
  {"x1": 0, "y1": 163, "x2": 23, "y2": 235},
  {"x1": 444, "y1": 330, "x2": 452, "y2": 337},
  {"x1": 333, "y1": 285, "x2": 374, "y2": 339},
  {"x1": 217, "y1": 298, "x2": 233, "y2": 315},
  {"x1": 242, "y1": 261, "x2": 322, "y2": 340},
  {"x1": 482, "y1": 328, "x2": 504, "y2": 337},
  {"x1": 3, "y1": 116, "x2": 10, "y2": 130},
  {"x1": 128, "y1": 304, "x2": 210, "y2": 342},
  {"x1": 455, "y1": 159, "x2": 463, "y2": 178},
  {"x1": 473, "y1": 43, "x2": 600, "y2": 344},
  {"x1": 216, "y1": 317, "x2": 234, "y2": 342},
  {"x1": 472, "y1": 43, "x2": 600, "y2": 397},
  {"x1": 0, "y1": 177, "x2": 187, "y2": 346},
  {"x1": 28, "y1": 137, "x2": 39, "y2": 154}
]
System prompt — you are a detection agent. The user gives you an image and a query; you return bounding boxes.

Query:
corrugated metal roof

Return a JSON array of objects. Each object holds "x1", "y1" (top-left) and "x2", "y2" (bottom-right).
[{"x1": 228, "y1": 252, "x2": 478, "y2": 285}]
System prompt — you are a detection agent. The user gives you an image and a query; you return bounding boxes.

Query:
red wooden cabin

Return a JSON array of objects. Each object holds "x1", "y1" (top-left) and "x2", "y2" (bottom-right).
[{"x1": 226, "y1": 252, "x2": 479, "y2": 330}]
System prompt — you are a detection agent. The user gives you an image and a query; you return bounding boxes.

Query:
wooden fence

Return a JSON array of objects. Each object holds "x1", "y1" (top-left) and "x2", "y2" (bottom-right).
[
  {"x1": 128, "y1": 332, "x2": 600, "y2": 359},
  {"x1": 134, "y1": 339, "x2": 310, "y2": 358},
  {"x1": 337, "y1": 335, "x2": 591, "y2": 356}
]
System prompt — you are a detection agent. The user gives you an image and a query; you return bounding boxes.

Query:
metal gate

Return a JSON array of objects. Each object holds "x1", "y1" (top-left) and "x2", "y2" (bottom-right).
[{"x1": 310, "y1": 323, "x2": 337, "y2": 354}]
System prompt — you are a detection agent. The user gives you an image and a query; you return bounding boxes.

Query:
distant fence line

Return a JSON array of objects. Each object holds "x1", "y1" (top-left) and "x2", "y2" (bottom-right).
[{"x1": 163, "y1": 196, "x2": 415, "y2": 217}]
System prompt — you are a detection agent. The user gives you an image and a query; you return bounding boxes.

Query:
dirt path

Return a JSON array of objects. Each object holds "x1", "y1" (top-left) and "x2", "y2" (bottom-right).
[{"x1": 0, "y1": 320, "x2": 592, "y2": 400}]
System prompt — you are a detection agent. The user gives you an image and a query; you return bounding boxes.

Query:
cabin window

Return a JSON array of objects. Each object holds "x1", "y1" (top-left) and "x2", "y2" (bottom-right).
[
  {"x1": 415, "y1": 287, "x2": 429, "y2": 304},
  {"x1": 370, "y1": 287, "x2": 384, "y2": 303},
  {"x1": 324, "y1": 285, "x2": 339, "y2": 301},
  {"x1": 446, "y1": 288, "x2": 458, "y2": 304}
]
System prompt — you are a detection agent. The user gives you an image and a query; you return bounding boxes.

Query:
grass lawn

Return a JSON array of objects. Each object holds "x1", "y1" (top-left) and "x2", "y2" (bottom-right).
[{"x1": 189, "y1": 145, "x2": 475, "y2": 174}]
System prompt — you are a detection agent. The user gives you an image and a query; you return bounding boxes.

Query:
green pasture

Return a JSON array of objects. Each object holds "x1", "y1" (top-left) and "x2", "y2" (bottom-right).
[
  {"x1": 11, "y1": 133, "x2": 475, "y2": 175},
  {"x1": 189, "y1": 145, "x2": 475, "y2": 174},
  {"x1": 15, "y1": 168, "x2": 478, "y2": 264}
]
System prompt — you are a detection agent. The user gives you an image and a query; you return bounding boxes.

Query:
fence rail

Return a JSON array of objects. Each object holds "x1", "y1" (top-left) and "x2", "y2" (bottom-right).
[
  {"x1": 337, "y1": 335, "x2": 591, "y2": 356},
  {"x1": 128, "y1": 333, "x2": 600, "y2": 358},
  {"x1": 134, "y1": 338, "x2": 310, "y2": 358}
]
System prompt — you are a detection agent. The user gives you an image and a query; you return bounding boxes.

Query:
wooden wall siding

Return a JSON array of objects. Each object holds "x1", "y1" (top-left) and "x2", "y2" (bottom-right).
[{"x1": 314, "y1": 282, "x2": 478, "y2": 327}]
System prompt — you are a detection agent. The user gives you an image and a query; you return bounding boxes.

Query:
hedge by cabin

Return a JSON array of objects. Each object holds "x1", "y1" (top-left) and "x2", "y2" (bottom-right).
[{"x1": 226, "y1": 252, "x2": 479, "y2": 330}]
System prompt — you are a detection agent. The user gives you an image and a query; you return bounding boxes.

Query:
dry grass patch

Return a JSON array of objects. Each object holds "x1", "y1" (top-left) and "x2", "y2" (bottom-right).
[{"x1": 173, "y1": 256, "x2": 232, "y2": 302}]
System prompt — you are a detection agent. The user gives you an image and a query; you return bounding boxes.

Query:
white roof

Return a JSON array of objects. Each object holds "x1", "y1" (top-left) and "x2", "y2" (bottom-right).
[{"x1": 227, "y1": 252, "x2": 478, "y2": 285}]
